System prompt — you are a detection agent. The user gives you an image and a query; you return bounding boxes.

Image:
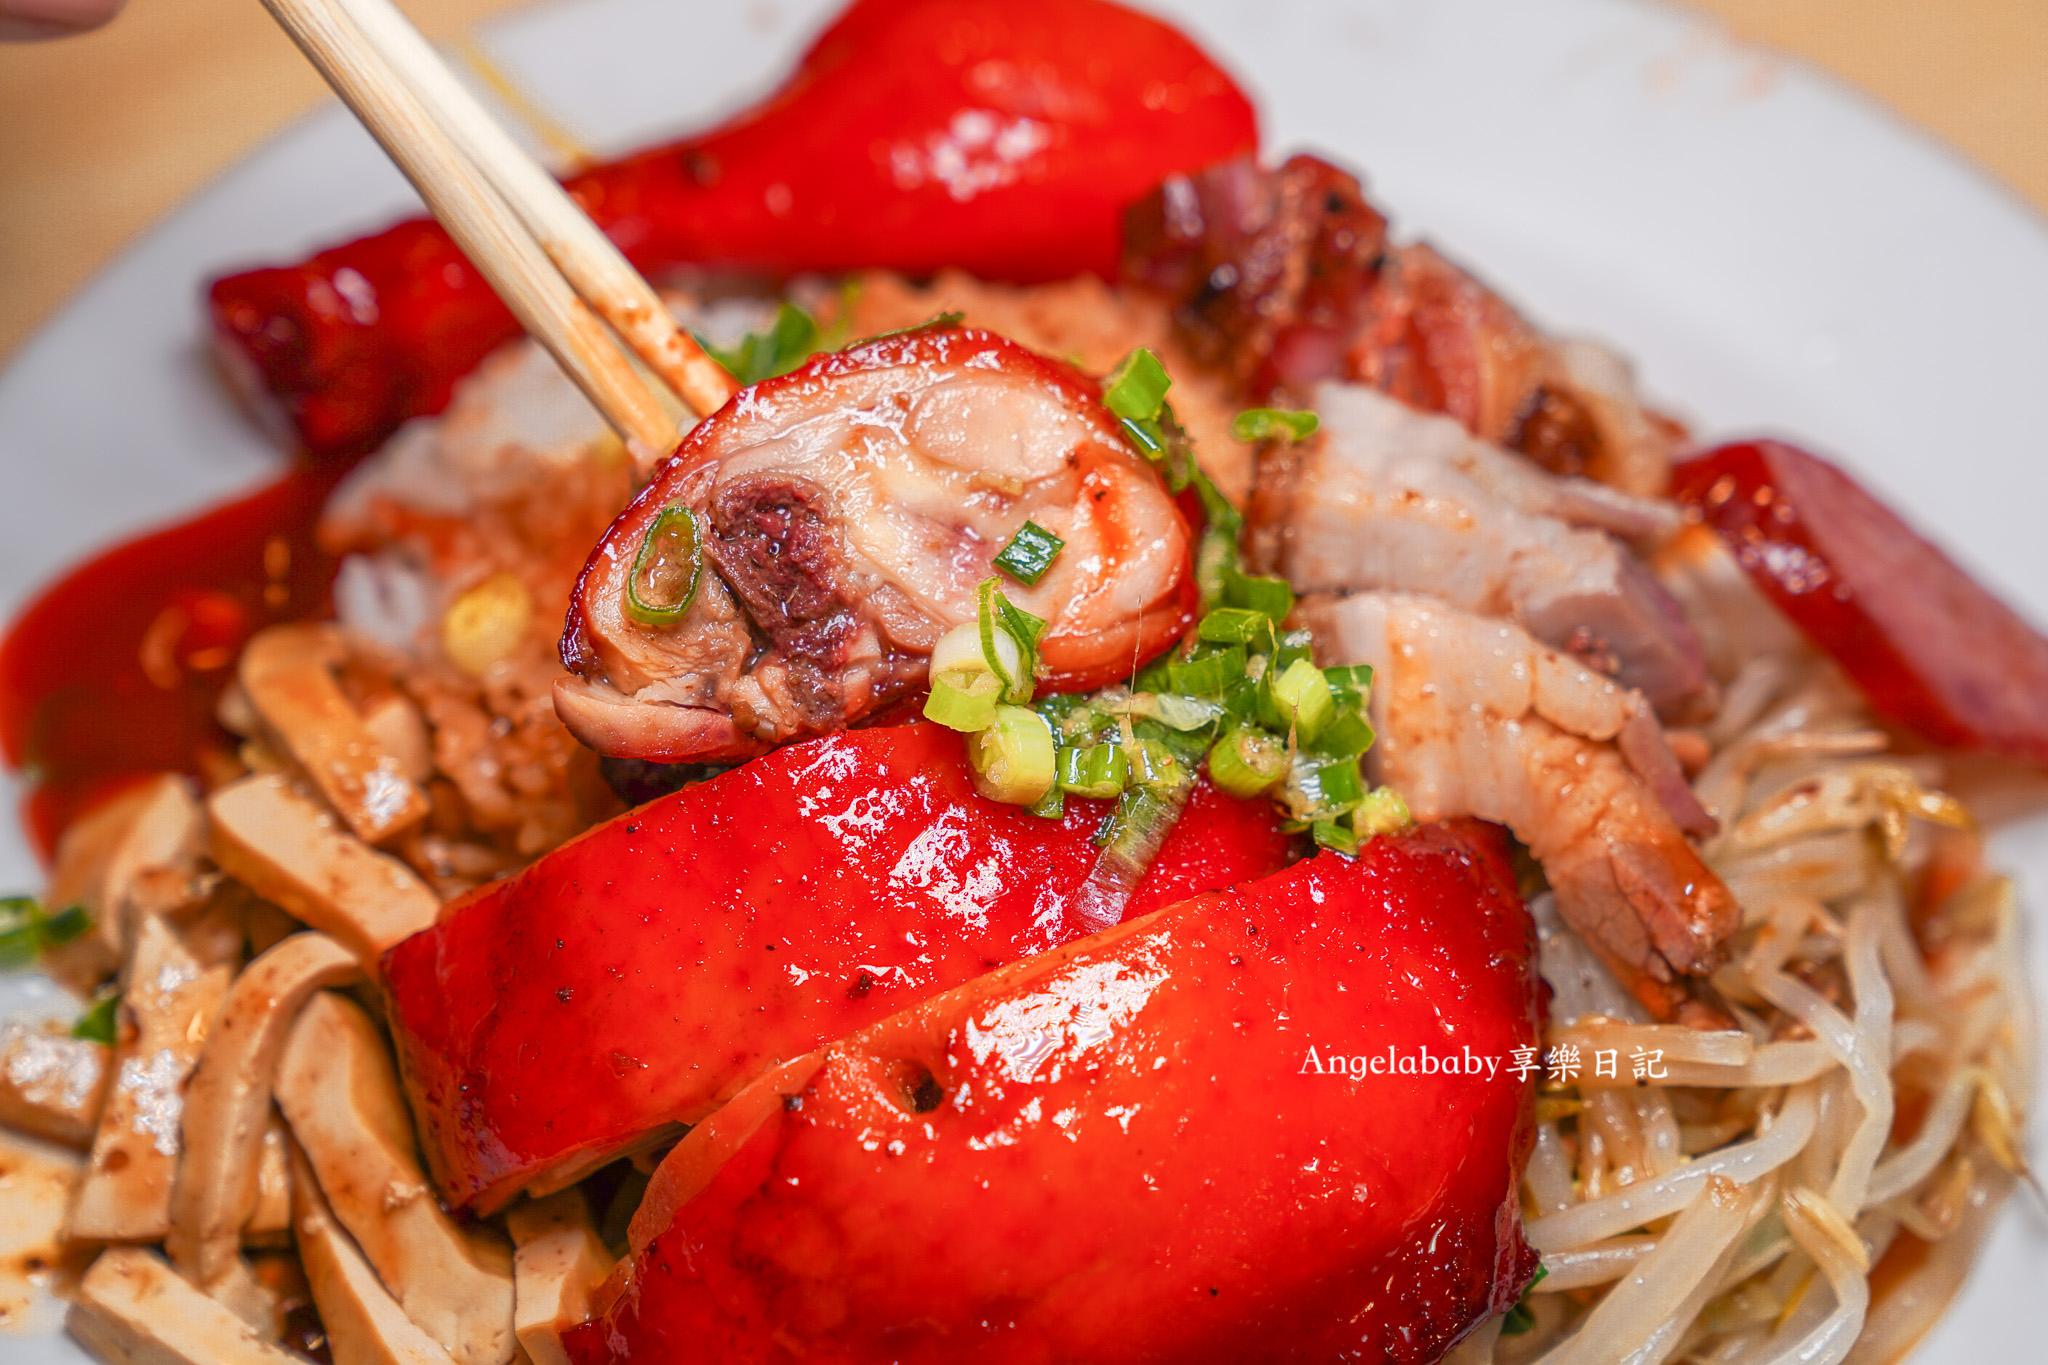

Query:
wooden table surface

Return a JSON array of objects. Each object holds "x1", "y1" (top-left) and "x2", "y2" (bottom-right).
[{"x1": 2, "y1": 0, "x2": 2043, "y2": 365}]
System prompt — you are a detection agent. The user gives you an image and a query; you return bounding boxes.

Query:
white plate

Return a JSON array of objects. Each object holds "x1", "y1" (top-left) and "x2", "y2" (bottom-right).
[{"x1": 3, "y1": 0, "x2": 2044, "y2": 1360}]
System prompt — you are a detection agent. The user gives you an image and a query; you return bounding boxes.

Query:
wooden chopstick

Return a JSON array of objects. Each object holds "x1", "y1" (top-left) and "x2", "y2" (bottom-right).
[
  {"x1": 334, "y1": 0, "x2": 741, "y2": 423},
  {"x1": 258, "y1": 0, "x2": 737, "y2": 470}
]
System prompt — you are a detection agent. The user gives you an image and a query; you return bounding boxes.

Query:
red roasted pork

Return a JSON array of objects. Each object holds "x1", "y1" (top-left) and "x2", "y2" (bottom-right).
[
  {"x1": 208, "y1": 0, "x2": 1259, "y2": 463},
  {"x1": 566, "y1": 821, "x2": 1541, "y2": 1364},
  {"x1": 382, "y1": 723, "x2": 1290, "y2": 1213}
]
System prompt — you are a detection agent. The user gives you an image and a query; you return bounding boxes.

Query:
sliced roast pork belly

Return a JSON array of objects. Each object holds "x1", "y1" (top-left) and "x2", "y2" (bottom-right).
[
  {"x1": 1299, "y1": 590, "x2": 1736, "y2": 1021},
  {"x1": 1124, "y1": 155, "x2": 1682, "y2": 496},
  {"x1": 1251, "y1": 383, "x2": 1705, "y2": 715},
  {"x1": 558, "y1": 326, "x2": 1194, "y2": 763}
]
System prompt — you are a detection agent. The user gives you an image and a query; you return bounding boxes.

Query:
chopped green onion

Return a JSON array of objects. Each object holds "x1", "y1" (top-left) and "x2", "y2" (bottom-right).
[
  {"x1": 847, "y1": 311, "x2": 966, "y2": 348},
  {"x1": 626, "y1": 506, "x2": 704, "y2": 626},
  {"x1": 1218, "y1": 677, "x2": 1261, "y2": 723},
  {"x1": 1352, "y1": 787, "x2": 1413, "y2": 839},
  {"x1": 40, "y1": 904, "x2": 91, "y2": 946},
  {"x1": 1028, "y1": 784, "x2": 1067, "y2": 820},
  {"x1": 1311, "y1": 819, "x2": 1359, "y2": 855},
  {"x1": 1103, "y1": 348, "x2": 1171, "y2": 422},
  {"x1": 1231, "y1": 408, "x2": 1320, "y2": 443},
  {"x1": 1309, "y1": 711, "x2": 1377, "y2": 763},
  {"x1": 1501, "y1": 1266, "x2": 1549, "y2": 1335},
  {"x1": 0, "y1": 896, "x2": 92, "y2": 970},
  {"x1": 1310, "y1": 756, "x2": 1364, "y2": 807},
  {"x1": 1059, "y1": 743, "x2": 1129, "y2": 799},
  {"x1": 696, "y1": 301, "x2": 823, "y2": 385},
  {"x1": 1268, "y1": 658, "x2": 1335, "y2": 740},
  {"x1": 992, "y1": 521, "x2": 1065, "y2": 586},
  {"x1": 1284, "y1": 754, "x2": 1363, "y2": 820},
  {"x1": 975, "y1": 578, "x2": 1044, "y2": 703},
  {"x1": 1197, "y1": 608, "x2": 1276, "y2": 647},
  {"x1": 923, "y1": 669, "x2": 1003, "y2": 732},
  {"x1": 933, "y1": 616, "x2": 1022, "y2": 688},
  {"x1": 71, "y1": 989, "x2": 120, "y2": 1044},
  {"x1": 1208, "y1": 727, "x2": 1286, "y2": 798},
  {"x1": 1118, "y1": 416, "x2": 1167, "y2": 458},
  {"x1": 938, "y1": 345, "x2": 1401, "y2": 852},
  {"x1": 1142, "y1": 693, "x2": 1225, "y2": 732},
  {"x1": 1273, "y1": 629, "x2": 1315, "y2": 671},
  {"x1": 1168, "y1": 645, "x2": 1245, "y2": 696},
  {"x1": 1224, "y1": 572, "x2": 1295, "y2": 621},
  {"x1": 1129, "y1": 739, "x2": 1183, "y2": 791},
  {"x1": 968, "y1": 706, "x2": 1058, "y2": 805},
  {"x1": 1324, "y1": 663, "x2": 1374, "y2": 692}
]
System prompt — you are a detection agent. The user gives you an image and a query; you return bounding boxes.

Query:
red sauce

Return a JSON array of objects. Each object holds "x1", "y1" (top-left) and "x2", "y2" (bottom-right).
[{"x1": 0, "y1": 467, "x2": 344, "y2": 861}]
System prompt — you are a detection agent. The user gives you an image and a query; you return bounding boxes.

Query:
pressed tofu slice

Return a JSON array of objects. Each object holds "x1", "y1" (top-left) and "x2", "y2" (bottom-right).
[
  {"x1": 0, "y1": 1021, "x2": 109, "y2": 1149},
  {"x1": 66, "y1": 1246, "x2": 302, "y2": 1365},
  {"x1": 207, "y1": 774, "x2": 440, "y2": 969},
  {"x1": 290, "y1": 1140, "x2": 458, "y2": 1365},
  {"x1": 166, "y1": 932, "x2": 359, "y2": 1291},
  {"x1": 505, "y1": 1191, "x2": 614, "y2": 1365},
  {"x1": 68, "y1": 916, "x2": 233, "y2": 1242},
  {"x1": 276, "y1": 991, "x2": 516, "y2": 1365},
  {"x1": 42, "y1": 775, "x2": 205, "y2": 993},
  {"x1": 238, "y1": 624, "x2": 429, "y2": 844},
  {"x1": 0, "y1": 1129, "x2": 83, "y2": 1336}
]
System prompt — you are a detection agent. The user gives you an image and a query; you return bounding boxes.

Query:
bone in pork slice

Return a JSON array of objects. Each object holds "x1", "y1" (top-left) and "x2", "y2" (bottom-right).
[
  {"x1": 42, "y1": 775, "x2": 205, "y2": 993},
  {"x1": 238, "y1": 623, "x2": 430, "y2": 844},
  {"x1": 558, "y1": 325, "x2": 1193, "y2": 763},
  {"x1": 276, "y1": 992, "x2": 516, "y2": 1365},
  {"x1": 68, "y1": 1246, "x2": 304, "y2": 1365},
  {"x1": 0, "y1": 1021, "x2": 109, "y2": 1148},
  {"x1": 166, "y1": 933, "x2": 360, "y2": 1294},
  {"x1": 68, "y1": 915, "x2": 234, "y2": 1242},
  {"x1": 1251, "y1": 382, "x2": 1705, "y2": 716},
  {"x1": 289, "y1": 1140, "x2": 461, "y2": 1365},
  {"x1": 1299, "y1": 590, "x2": 1739, "y2": 1021},
  {"x1": 206, "y1": 774, "x2": 440, "y2": 970},
  {"x1": 505, "y1": 1191, "x2": 613, "y2": 1365}
]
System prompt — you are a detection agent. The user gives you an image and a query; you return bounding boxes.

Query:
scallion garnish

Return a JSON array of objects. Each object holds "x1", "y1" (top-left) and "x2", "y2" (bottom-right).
[
  {"x1": 696, "y1": 301, "x2": 824, "y2": 385},
  {"x1": 968, "y1": 707, "x2": 1058, "y2": 806},
  {"x1": 1267, "y1": 658, "x2": 1336, "y2": 741},
  {"x1": 1060, "y1": 743, "x2": 1129, "y2": 799},
  {"x1": 1352, "y1": 787, "x2": 1413, "y2": 839},
  {"x1": 1224, "y1": 572, "x2": 1295, "y2": 621},
  {"x1": 931, "y1": 348, "x2": 1408, "y2": 872},
  {"x1": 924, "y1": 669, "x2": 1003, "y2": 732},
  {"x1": 1310, "y1": 819, "x2": 1359, "y2": 856},
  {"x1": 71, "y1": 988, "x2": 121, "y2": 1044},
  {"x1": 924, "y1": 580, "x2": 1046, "y2": 732},
  {"x1": 1196, "y1": 608, "x2": 1276, "y2": 648},
  {"x1": 1167, "y1": 645, "x2": 1245, "y2": 697},
  {"x1": 1231, "y1": 407, "x2": 1320, "y2": 443},
  {"x1": 977, "y1": 578, "x2": 1044, "y2": 704},
  {"x1": 0, "y1": 896, "x2": 92, "y2": 969},
  {"x1": 993, "y1": 521, "x2": 1066, "y2": 587},
  {"x1": 1500, "y1": 1265, "x2": 1550, "y2": 1335},
  {"x1": 626, "y1": 506, "x2": 704, "y2": 626},
  {"x1": 1102, "y1": 348, "x2": 1172, "y2": 422},
  {"x1": 1208, "y1": 726, "x2": 1286, "y2": 799}
]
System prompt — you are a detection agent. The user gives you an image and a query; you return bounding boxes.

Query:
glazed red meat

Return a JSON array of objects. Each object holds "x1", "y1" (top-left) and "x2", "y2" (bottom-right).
[
  {"x1": 207, "y1": 0, "x2": 1258, "y2": 463},
  {"x1": 381, "y1": 724, "x2": 1290, "y2": 1213},
  {"x1": 565, "y1": 822, "x2": 1540, "y2": 1364},
  {"x1": 1674, "y1": 439, "x2": 2048, "y2": 763},
  {"x1": 1121, "y1": 152, "x2": 1390, "y2": 388}
]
